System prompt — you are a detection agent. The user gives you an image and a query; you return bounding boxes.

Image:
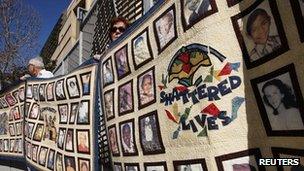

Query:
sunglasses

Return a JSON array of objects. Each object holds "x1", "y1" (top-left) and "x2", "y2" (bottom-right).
[{"x1": 110, "y1": 26, "x2": 126, "y2": 33}]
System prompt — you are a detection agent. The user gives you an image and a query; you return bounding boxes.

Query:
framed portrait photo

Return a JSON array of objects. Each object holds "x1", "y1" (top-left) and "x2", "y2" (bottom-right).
[
  {"x1": 15, "y1": 122, "x2": 22, "y2": 136},
  {"x1": 58, "y1": 104, "x2": 69, "y2": 124},
  {"x1": 65, "y1": 129, "x2": 74, "y2": 152},
  {"x1": 26, "y1": 85, "x2": 33, "y2": 99},
  {"x1": 251, "y1": 64, "x2": 304, "y2": 136},
  {"x1": 13, "y1": 106, "x2": 21, "y2": 121},
  {"x1": 47, "y1": 149, "x2": 55, "y2": 170},
  {"x1": 131, "y1": 27, "x2": 153, "y2": 70},
  {"x1": 76, "y1": 129, "x2": 90, "y2": 154},
  {"x1": 125, "y1": 163, "x2": 140, "y2": 171},
  {"x1": 32, "y1": 144, "x2": 39, "y2": 162},
  {"x1": 139, "y1": 110, "x2": 165, "y2": 155},
  {"x1": 144, "y1": 161, "x2": 168, "y2": 171},
  {"x1": 29, "y1": 103, "x2": 40, "y2": 119},
  {"x1": 119, "y1": 119, "x2": 138, "y2": 156},
  {"x1": 38, "y1": 146, "x2": 48, "y2": 166},
  {"x1": 102, "y1": 57, "x2": 115, "y2": 87},
  {"x1": 33, "y1": 124, "x2": 44, "y2": 141},
  {"x1": 57, "y1": 128, "x2": 66, "y2": 149},
  {"x1": 55, "y1": 152, "x2": 63, "y2": 171},
  {"x1": 153, "y1": 5, "x2": 177, "y2": 54},
  {"x1": 78, "y1": 158, "x2": 90, "y2": 171},
  {"x1": 55, "y1": 79, "x2": 66, "y2": 100},
  {"x1": 272, "y1": 147, "x2": 304, "y2": 171},
  {"x1": 64, "y1": 155, "x2": 76, "y2": 171},
  {"x1": 118, "y1": 80, "x2": 134, "y2": 116},
  {"x1": 18, "y1": 87, "x2": 25, "y2": 102},
  {"x1": 231, "y1": 0, "x2": 288, "y2": 69},
  {"x1": 5, "y1": 93, "x2": 16, "y2": 106},
  {"x1": 290, "y1": 0, "x2": 304, "y2": 42},
  {"x1": 70, "y1": 102, "x2": 79, "y2": 124},
  {"x1": 113, "y1": 162, "x2": 122, "y2": 171},
  {"x1": 77, "y1": 100, "x2": 90, "y2": 124},
  {"x1": 104, "y1": 89, "x2": 115, "y2": 121},
  {"x1": 27, "y1": 122, "x2": 35, "y2": 139},
  {"x1": 114, "y1": 45, "x2": 131, "y2": 80},
  {"x1": 173, "y1": 158, "x2": 208, "y2": 171},
  {"x1": 137, "y1": 67, "x2": 156, "y2": 109},
  {"x1": 215, "y1": 149, "x2": 264, "y2": 171},
  {"x1": 46, "y1": 82, "x2": 55, "y2": 101},
  {"x1": 80, "y1": 72, "x2": 91, "y2": 96},
  {"x1": 108, "y1": 124, "x2": 120, "y2": 157},
  {"x1": 9, "y1": 139, "x2": 15, "y2": 152},
  {"x1": 39, "y1": 83, "x2": 46, "y2": 101},
  {"x1": 33, "y1": 84, "x2": 39, "y2": 101},
  {"x1": 66, "y1": 76, "x2": 81, "y2": 99},
  {"x1": 181, "y1": 0, "x2": 218, "y2": 31}
]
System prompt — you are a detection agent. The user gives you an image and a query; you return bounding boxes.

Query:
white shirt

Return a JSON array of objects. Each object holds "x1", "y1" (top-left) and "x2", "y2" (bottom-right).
[{"x1": 37, "y1": 69, "x2": 54, "y2": 78}]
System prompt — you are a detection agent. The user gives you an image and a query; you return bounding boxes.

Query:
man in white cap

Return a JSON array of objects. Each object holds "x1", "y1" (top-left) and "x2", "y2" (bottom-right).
[{"x1": 22, "y1": 56, "x2": 53, "y2": 79}]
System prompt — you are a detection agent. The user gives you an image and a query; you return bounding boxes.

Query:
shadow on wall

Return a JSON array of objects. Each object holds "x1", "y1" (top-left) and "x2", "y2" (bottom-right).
[{"x1": 234, "y1": 0, "x2": 304, "y2": 171}]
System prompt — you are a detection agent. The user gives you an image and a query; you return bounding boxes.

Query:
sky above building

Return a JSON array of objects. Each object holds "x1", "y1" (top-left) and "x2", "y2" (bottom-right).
[{"x1": 25, "y1": 0, "x2": 71, "y2": 51}]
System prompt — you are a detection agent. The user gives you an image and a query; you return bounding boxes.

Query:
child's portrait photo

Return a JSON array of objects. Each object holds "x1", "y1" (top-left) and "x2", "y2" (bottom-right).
[
  {"x1": 154, "y1": 6, "x2": 177, "y2": 53},
  {"x1": 77, "y1": 100, "x2": 89, "y2": 124},
  {"x1": 119, "y1": 119, "x2": 138, "y2": 156},
  {"x1": 80, "y1": 72, "x2": 91, "y2": 95},
  {"x1": 103, "y1": 58, "x2": 114, "y2": 86},
  {"x1": 104, "y1": 89, "x2": 115, "y2": 121},
  {"x1": 108, "y1": 125, "x2": 120, "y2": 156},
  {"x1": 77, "y1": 130, "x2": 90, "y2": 154},
  {"x1": 139, "y1": 111, "x2": 165, "y2": 155},
  {"x1": 114, "y1": 45, "x2": 131, "y2": 80},
  {"x1": 55, "y1": 79, "x2": 66, "y2": 100},
  {"x1": 118, "y1": 81, "x2": 133, "y2": 115},
  {"x1": 231, "y1": 0, "x2": 288, "y2": 69},
  {"x1": 131, "y1": 28, "x2": 153, "y2": 69},
  {"x1": 46, "y1": 82, "x2": 54, "y2": 101},
  {"x1": 66, "y1": 76, "x2": 80, "y2": 98},
  {"x1": 137, "y1": 68, "x2": 156, "y2": 109}
]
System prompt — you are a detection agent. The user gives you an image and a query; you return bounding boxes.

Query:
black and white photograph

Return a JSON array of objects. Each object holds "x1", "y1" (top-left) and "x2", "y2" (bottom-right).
[
  {"x1": 47, "y1": 82, "x2": 55, "y2": 101},
  {"x1": 33, "y1": 84, "x2": 39, "y2": 101},
  {"x1": 55, "y1": 79, "x2": 66, "y2": 100},
  {"x1": 18, "y1": 87, "x2": 25, "y2": 102},
  {"x1": 137, "y1": 67, "x2": 156, "y2": 109},
  {"x1": 56, "y1": 152, "x2": 63, "y2": 171},
  {"x1": 119, "y1": 119, "x2": 138, "y2": 156},
  {"x1": 77, "y1": 100, "x2": 90, "y2": 124},
  {"x1": 38, "y1": 146, "x2": 48, "y2": 166},
  {"x1": 66, "y1": 76, "x2": 80, "y2": 98},
  {"x1": 144, "y1": 162, "x2": 168, "y2": 171},
  {"x1": 80, "y1": 72, "x2": 91, "y2": 95},
  {"x1": 272, "y1": 147, "x2": 304, "y2": 171},
  {"x1": 113, "y1": 162, "x2": 122, "y2": 171},
  {"x1": 103, "y1": 57, "x2": 114, "y2": 87},
  {"x1": 104, "y1": 89, "x2": 115, "y2": 121},
  {"x1": 125, "y1": 163, "x2": 140, "y2": 171},
  {"x1": 70, "y1": 102, "x2": 79, "y2": 124},
  {"x1": 26, "y1": 85, "x2": 33, "y2": 99},
  {"x1": 39, "y1": 83, "x2": 46, "y2": 101},
  {"x1": 139, "y1": 111, "x2": 165, "y2": 155},
  {"x1": 32, "y1": 144, "x2": 38, "y2": 162},
  {"x1": 47, "y1": 149, "x2": 55, "y2": 170},
  {"x1": 215, "y1": 149, "x2": 265, "y2": 171},
  {"x1": 9, "y1": 124, "x2": 15, "y2": 136},
  {"x1": 290, "y1": 0, "x2": 304, "y2": 42},
  {"x1": 231, "y1": 0, "x2": 288, "y2": 69},
  {"x1": 57, "y1": 128, "x2": 66, "y2": 149},
  {"x1": 181, "y1": 0, "x2": 218, "y2": 31},
  {"x1": 131, "y1": 28, "x2": 153, "y2": 69},
  {"x1": 29, "y1": 103, "x2": 40, "y2": 119},
  {"x1": 251, "y1": 64, "x2": 304, "y2": 136},
  {"x1": 3, "y1": 139, "x2": 9, "y2": 152},
  {"x1": 58, "y1": 104, "x2": 69, "y2": 124},
  {"x1": 153, "y1": 5, "x2": 177, "y2": 53}
]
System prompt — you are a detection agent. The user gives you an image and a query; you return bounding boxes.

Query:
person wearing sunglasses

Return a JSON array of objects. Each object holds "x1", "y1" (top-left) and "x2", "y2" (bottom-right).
[{"x1": 109, "y1": 17, "x2": 130, "y2": 41}]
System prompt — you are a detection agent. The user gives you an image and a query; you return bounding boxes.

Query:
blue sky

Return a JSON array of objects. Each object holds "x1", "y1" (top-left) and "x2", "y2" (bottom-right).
[{"x1": 25, "y1": 0, "x2": 70, "y2": 51}]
